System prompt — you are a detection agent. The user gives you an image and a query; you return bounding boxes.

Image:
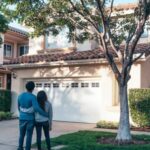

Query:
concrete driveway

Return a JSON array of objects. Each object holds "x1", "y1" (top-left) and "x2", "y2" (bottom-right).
[{"x1": 0, "y1": 119, "x2": 96, "y2": 150}]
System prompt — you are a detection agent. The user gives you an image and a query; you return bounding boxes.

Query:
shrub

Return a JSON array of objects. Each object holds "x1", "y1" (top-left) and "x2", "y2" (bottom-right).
[
  {"x1": 97, "y1": 120, "x2": 119, "y2": 129},
  {"x1": 129, "y1": 88, "x2": 150, "y2": 127},
  {"x1": 0, "y1": 90, "x2": 11, "y2": 112},
  {"x1": 0, "y1": 111, "x2": 12, "y2": 121}
]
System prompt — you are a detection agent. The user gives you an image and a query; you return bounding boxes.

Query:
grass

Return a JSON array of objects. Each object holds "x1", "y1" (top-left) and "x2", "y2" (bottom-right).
[{"x1": 38, "y1": 131, "x2": 150, "y2": 150}]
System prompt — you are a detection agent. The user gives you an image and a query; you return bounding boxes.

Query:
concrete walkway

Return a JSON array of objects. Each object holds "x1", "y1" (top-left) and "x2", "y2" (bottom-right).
[
  {"x1": 0, "y1": 119, "x2": 150, "y2": 150},
  {"x1": 0, "y1": 119, "x2": 95, "y2": 150}
]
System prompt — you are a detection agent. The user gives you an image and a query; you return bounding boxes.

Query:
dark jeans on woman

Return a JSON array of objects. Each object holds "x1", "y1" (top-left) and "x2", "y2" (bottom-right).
[
  {"x1": 18, "y1": 120, "x2": 35, "y2": 150},
  {"x1": 35, "y1": 121, "x2": 51, "y2": 150}
]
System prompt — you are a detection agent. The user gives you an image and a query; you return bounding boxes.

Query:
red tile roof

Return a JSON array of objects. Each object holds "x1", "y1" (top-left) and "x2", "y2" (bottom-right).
[
  {"x1": 9, "y1": 26, "x2": 28, "y2": 37},
  {"x1": 4, "y1": 43, "x2": 150, "y2": 65},
  {"x1": 0, "y1": 66, "x2": 11, "y2": 73},
  {"x1": 113, "y1": 3, "x2": 137, "y2": 11}
]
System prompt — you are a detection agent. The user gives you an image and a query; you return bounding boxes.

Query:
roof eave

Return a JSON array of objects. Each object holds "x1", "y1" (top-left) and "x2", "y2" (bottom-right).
[
  {"x1": 3, "y1": 57, "x2": 146, "y2": 69},
  {"x1": 4, "y1": 58, "x2": 109, "y2": 69},
  {"x1": 8, "y1": 26, "x2": 29, "y2": 37}
]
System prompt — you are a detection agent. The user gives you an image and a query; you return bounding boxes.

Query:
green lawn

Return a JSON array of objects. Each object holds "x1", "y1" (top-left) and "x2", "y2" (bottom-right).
[{"x1": 39, "y1": 131, "x2": 150, "y2": 150}]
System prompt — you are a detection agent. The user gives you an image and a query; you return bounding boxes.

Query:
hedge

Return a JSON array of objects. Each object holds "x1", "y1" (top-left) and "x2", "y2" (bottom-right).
[
  {"x1": 0, "y1": 90, "x2": 11, "y2": 112},
  {"x1": 97, "y1": 120, "x2": 119, "y2": 129},
  {"x1": 129, "y1": 88, "x2": 150, "y2": 127},
  {"x1": 0, "y1": 111, "x2": 12, "y2": 121}
]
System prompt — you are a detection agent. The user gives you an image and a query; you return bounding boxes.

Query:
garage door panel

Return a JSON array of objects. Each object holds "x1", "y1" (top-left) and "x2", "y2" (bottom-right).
[{"x1": 32, "y1": 79, "x2": 101, "y2": 123}]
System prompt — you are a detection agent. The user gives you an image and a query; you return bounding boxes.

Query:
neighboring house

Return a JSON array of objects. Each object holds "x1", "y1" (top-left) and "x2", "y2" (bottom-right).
[
  {"x1": 0, "y1": 26, "x2": 29, "y2": 90},
  {"x1": 3, "y1": 3, "x2": 150, "y2": 123}
]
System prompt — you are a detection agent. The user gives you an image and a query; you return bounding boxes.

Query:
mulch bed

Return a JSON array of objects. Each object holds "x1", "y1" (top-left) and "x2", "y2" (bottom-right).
[
  {"x1": 97, "y1": 126, "x2": 150, "y2": 145},
  {"x1": 98, "y1": 127, "x2": 150, "y2": 132},
  {"x1": 131, "y1": 127, "x2": 150, "y2": 132},
  {"x1": 97, "y1": 137, "x2": 150, "y2": 145}
]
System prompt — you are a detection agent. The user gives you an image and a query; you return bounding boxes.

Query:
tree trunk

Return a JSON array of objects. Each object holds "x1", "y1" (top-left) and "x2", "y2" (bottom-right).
[{"x1": 116, "y1": 83, "x2": 132, "y2": 143}]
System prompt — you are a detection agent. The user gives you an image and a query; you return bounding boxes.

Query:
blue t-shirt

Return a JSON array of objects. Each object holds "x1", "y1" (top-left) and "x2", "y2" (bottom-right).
[{"x1": 18, "y1": 92, "x2": 48, "y2": 120}]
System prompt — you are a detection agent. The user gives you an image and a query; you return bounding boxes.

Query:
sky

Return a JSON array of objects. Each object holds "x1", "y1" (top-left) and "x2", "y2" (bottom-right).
[
  {"x1": 114, "y1": 0, "x2": 137, "y2": 4},
  {"x1": 9, "y1": 0, "x2": 138, "y2": 31}
]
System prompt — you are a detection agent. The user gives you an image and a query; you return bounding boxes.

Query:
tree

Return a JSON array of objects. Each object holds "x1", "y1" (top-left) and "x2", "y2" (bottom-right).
[
  {"x1": 2, "y1": 0, "x2": 150, "y2": 143},
  {"x1": 0, "y1": 13, "x2": 8, "y2": 45},
  {"x1": 0, "y1": 1, "x2": 9, "y2": 45}
]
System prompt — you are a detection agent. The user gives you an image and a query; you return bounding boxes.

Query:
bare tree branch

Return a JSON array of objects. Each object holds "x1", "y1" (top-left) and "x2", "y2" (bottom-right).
[
  {"x1": 95, "y1": 0, "x2": 106, "y2": 36},
  {"x1": 105, "y1": 51, "x2": 121, "y2": 81},
  {"x1": 107, "y1": 28, "x2": 123, "y2": 63},
  {"x1": 129, "y1": 20, "x2": 146, "y2": 58},
  {"x1": 95, "y1": 0, "x2": 121, "y2": 79},
  {"x1": 80, "y1": 0, "x2": 92, "y2": 16},
  {"x1": 99, "y1": 11, "x2": 121, "y2": 79},
  {"x1": 102, "y1": 0, "x2": 106, "y2": 8},
  {"x1": 68, "y1": 0, "x2": 100, "y2": 34},
  {"x1": 132, "y1": 52, "x2": 145, "y2": 63},
  {"x1": 132, "y1": 45, "x2": 150, "y2": 64},
  {"x1": 108, "y1": 0, "x2": 114, "y2": 20},
  {"x1": 129, "y1": 1, "x2": 147, "y2": 61},
  {"x1": 125, "y1": 28, "x2": 136, "y2": 59}
]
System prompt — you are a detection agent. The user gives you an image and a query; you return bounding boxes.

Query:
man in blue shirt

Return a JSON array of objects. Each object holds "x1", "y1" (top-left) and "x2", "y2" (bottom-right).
[{"x1": 17, "y1": 81, "x2": 48, "y2": 150}]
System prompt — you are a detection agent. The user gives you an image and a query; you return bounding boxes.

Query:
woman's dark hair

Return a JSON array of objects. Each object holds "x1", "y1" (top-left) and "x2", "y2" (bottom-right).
[{"x1": 37, "y1": 90, "x2": 48, "y2": 111}]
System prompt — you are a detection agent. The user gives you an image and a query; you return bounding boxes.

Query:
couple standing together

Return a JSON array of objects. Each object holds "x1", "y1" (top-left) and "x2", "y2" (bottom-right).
[{"x1": 17, "y1": 81, "x2": 53, "y2": 150}]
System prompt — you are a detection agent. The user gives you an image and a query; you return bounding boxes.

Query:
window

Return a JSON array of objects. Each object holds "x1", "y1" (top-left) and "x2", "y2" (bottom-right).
[
  {"x1": 53, "y1": 83, "x2": 59, "y2": 88},
  {"x1": 19, "y1": 45, "x2": 29, "y2": 56},
  {"x1": 81, "y1": 82, "x2": 89, "y2": 88},
  {"x1": 44, "y1": 83, "x2": 51, "y2": 88},
  {"x1": 62, "y1": 83, "x2": 70, "y2": 88},
  {"x1": 35, "y1": 83, "x2": 42, "y2": 88},
  {"x1": 0, "y1": 76, "x2": 3, "y2": 89},
  {"x1": 71, "y1": 83, "x2": 78, "y2": 88},
  {"x1": 92, "y1": 82, "x2": 100, "y2": 87},
  {"x1": 4, "y1": 44, "x2": 12, "y2": 57},
  {"x1": 45, "y1": 26, "x2": 73, "y2": 49}
]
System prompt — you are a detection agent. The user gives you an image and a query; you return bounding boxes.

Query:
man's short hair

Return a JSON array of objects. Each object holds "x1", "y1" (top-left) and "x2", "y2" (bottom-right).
[{"x1": 26, "y1": 81, "x2": 35, "y2": 92}]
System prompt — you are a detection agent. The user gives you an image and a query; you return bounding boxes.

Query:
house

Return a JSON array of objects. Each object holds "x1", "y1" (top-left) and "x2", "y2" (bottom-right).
[
  {"x1": 3, "y1": 3, "x2": 150, "y2": 123},
  {"x1": 0, "y1": 26, "x2": 29, "y2": 90}
]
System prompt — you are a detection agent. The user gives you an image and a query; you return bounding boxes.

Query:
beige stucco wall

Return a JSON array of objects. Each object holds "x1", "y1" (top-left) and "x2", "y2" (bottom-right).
[
  {"x1": 10, "y1": 62, "x2": 142, "y2": 122},
  {"x1": 0, "y1": 34, "x2": 4, "y2": 64},
  {"x1": 128, "y1": 63, "x2": 141, "y2": 89},
  {"x1": 11, "y1": 64, "x2": 115, "y2": 120},
  {"x1": 141, "y1": 56, "x2": 150, "y2": 88},
  {"x1": 31, "y1": 34, "x2": 99, "y2": 53}
]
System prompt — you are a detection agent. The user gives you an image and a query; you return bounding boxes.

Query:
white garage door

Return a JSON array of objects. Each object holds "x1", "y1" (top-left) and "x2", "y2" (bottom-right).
[{"x1": 32, "y1": 79, "x2": 101, "y2": 123}]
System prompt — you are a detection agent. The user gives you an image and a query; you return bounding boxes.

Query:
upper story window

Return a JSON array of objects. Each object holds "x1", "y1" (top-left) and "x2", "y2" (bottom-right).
[
  {"x1": 45, "y1": 27, "x2": 73, "y2": 49},
  {"x1": 4, "y1": 44, "x2": 12, "y2": 57},
  {"x1": 19, "y1": 45, "x2": 29, "y2": 56}
]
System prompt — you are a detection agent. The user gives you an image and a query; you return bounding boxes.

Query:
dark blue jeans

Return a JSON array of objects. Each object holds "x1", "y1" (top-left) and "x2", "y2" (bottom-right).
[
  {"x1": 18, "y1": 120, "x2": 34, "y2": 150},
  {"x1": 35, "y1": 121, "x2": 51, "y2": 150}
]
